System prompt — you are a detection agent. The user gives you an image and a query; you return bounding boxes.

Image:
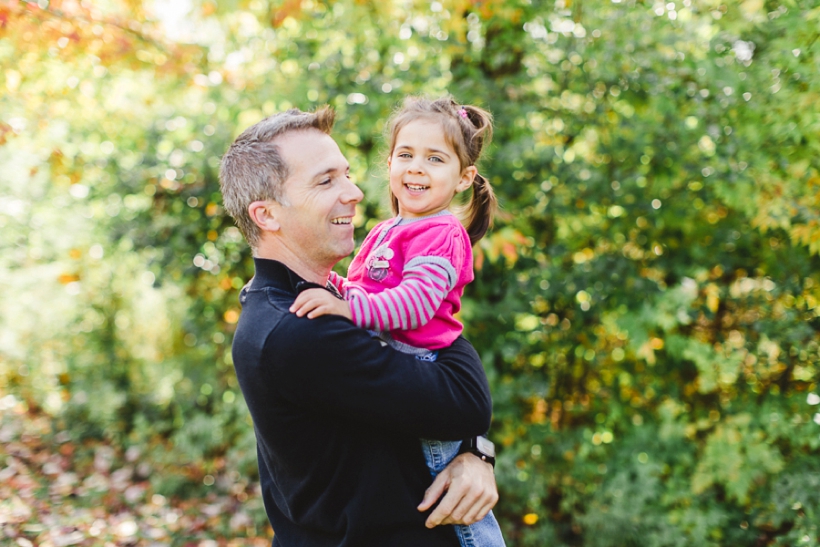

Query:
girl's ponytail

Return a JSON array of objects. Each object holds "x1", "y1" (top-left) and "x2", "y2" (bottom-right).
[
  {"x1": 464, "y1": 173, "x2": 497, "y2": 246},
  {"x1": 459, "y1": 103, "x2": 496, "y2": 246}
]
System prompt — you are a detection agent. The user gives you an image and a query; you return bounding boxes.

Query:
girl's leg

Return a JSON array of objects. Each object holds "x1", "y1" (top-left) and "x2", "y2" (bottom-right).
[
  {"x1": 420, "y1": 438, "x2": 461, "y2": 475},
  {"x1": 419, "y1": 439, "x2": 506, "y2": 547},
  {"x1": 454, "y1": 511, "x2": 506, "y2": 547},
  {"x1": 415, "y1": 351, "x2": 506, "y2": 546}
]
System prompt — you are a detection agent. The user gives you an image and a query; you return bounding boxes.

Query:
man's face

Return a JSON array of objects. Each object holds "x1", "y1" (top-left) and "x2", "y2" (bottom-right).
[{"x1": 271, "y1": 129, "x2": 363, "y2": 269}]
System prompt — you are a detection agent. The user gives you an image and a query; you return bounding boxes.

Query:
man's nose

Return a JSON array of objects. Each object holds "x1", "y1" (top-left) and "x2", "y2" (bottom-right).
[{"x1": 341, "y1": 178, "x2": 364, "y2": 204}]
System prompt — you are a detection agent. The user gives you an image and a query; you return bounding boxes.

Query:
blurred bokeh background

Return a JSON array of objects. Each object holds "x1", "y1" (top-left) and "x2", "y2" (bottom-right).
[{"x1": 2, "y1": 0, "x2": 820, "y2": 545}]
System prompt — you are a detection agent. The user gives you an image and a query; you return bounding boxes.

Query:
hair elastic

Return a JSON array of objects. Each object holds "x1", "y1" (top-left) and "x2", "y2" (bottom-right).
[{"x1": 458, "y1": 107, "x2": 468, "y2": 119}]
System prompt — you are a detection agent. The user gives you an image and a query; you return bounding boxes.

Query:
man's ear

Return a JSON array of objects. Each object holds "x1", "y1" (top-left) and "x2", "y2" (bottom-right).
[
  {"x1": 248, "y1": 200, "x2": 280, "y2": 232},
  {"x1": 456, "y1": 166, "x2": 478, "y2": 193}
]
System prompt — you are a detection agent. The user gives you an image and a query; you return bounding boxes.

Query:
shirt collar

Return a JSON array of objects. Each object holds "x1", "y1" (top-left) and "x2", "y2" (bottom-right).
[
  {"x1": 249, "y1": 258, "x2": 343, "y2": 299},
  {"x1": 250, "y1": 258, "x2": 305, "y2": 294}
]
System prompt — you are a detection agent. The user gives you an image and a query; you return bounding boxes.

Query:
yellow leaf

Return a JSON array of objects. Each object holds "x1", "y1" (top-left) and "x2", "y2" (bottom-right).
[{"x1": 523, "y1": 513, "x2": 539, "y2": 525}]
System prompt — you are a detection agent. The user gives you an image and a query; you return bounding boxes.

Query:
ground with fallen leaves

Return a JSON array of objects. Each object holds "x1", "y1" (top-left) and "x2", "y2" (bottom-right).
[{"x1": 0, "y1": 402, "x2": 272, "y2": 547}]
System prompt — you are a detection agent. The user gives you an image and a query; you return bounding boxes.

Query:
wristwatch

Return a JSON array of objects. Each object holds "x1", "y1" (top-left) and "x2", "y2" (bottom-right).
[{"x1": 461, "y1": 435, "x2": 496, "y2": 467}]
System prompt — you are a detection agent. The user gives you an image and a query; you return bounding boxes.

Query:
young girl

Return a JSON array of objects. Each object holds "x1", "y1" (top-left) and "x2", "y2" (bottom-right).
[{"x1": 290, "y1": 96, "x2": 505, "y2": 547}]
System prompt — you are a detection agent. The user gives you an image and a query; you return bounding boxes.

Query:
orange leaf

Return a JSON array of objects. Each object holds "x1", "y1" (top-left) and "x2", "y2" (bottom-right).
[{"x1": 58, "y1": 274, "x2": 80, "y2": 284}]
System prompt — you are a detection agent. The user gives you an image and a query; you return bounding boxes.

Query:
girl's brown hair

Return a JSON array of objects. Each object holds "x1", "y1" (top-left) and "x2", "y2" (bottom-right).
[{"x1": 387, "y1": 96, "x2": 496, "y2": 246}]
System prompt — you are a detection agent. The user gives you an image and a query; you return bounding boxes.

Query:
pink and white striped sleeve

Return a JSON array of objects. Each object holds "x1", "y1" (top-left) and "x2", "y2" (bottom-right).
[
  {"x1": 327, "y1": 271, "x2": 349, "y2": 294},
  {"x1": 345, "y1": 257, "x2": 457, "y2": 332}
]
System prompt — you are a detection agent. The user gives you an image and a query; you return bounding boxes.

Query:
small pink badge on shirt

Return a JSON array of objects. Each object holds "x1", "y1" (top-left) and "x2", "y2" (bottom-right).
[{"x1": 366, "y1": 244, "x2": 393, "y2": 282}]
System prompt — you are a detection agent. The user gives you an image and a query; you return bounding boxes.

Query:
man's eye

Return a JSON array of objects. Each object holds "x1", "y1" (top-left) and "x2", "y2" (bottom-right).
[{"x1": 320, "y1": 178, "x2": 331, "y2": 185}]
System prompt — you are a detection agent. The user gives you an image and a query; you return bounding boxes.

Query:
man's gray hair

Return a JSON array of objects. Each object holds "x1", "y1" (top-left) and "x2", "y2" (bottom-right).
[{"x1": 219, "y1": 106, "x2": 336, "y2": 249}]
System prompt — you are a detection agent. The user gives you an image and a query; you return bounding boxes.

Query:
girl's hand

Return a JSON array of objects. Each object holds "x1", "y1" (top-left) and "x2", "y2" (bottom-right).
[{"x1": 289, "y1": 288, "x2": 352, "y2": 320}]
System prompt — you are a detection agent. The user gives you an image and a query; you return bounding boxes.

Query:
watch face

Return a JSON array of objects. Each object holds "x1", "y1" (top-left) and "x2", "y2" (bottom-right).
[{"x1": 476, "y1": 436, "x2": 496, "y2": 458}]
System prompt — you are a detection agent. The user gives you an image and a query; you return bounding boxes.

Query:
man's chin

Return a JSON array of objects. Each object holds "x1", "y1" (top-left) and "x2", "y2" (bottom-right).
[
  {"x1": 338, "y1": 245, "x2": 356, "y2": 259},
  {"x1": 331, "y1": 240, "x2": 356, "y2": 261}
]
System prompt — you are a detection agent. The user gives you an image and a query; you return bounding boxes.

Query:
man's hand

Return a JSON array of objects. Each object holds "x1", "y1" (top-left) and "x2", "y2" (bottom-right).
[
  {"x1": 290, "y1": 288, "x2": 352, "y2": 320},
  {"x1": 417, "y1": 452, "x2": 498, "y2": 528}
]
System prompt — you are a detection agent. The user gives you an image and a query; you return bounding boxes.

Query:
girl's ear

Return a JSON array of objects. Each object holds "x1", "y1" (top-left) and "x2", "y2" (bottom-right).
[
  {"x1": 456, "y1": 165, "x2": 478, "y2": 193},
  {"x1": 248, "y1": 200, "x2": 281, "y2": 232}
]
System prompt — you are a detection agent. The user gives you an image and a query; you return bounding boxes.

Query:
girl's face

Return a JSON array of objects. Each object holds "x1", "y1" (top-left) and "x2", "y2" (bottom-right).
[{"x1": 388, "y1": 120, "x2": 476, "y2": 219}]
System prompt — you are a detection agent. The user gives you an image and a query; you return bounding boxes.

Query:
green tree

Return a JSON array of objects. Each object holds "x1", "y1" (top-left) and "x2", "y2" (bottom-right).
[{"x1": 1, "y1": 0, "x2": 818, "y2": 544}]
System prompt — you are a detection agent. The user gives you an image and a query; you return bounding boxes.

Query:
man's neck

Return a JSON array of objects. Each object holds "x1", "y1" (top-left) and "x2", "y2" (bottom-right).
[{"x1": 254, "y1": 241, "x2": 332, "y2": 285}]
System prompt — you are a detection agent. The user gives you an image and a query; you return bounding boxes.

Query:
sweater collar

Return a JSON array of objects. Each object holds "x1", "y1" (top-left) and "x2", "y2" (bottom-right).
[
  {"x1": 395, "y1": 209, "x2": 452, "y2": 225},
  {"x1": 249, "y1": 258, "x2": 328, "y2": 295}
]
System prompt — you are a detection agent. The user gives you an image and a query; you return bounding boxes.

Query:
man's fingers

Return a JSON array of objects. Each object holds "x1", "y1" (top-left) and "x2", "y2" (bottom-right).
[
  {"x1": 421, "y1": 453, "x2": 499, "y2": 528},
  {"x1": 417, "y1": 471, "x2": 449, "y2": 513},
  {"x1": 436, "y1": 481, "x2": 481, "y2": 524},
  {"x1": 473, "y1": 500, "x2": 495, "y2": 522},
  {"x1": 435, "y1": 492, "x2": 494, "y2": 527},
  {"x1": 455, "y1": 494, "x2": 495, "y2": 525},
  {"x1": 425, "y1": 491, "x2": 459, "y2": 529},
  {"x1": 423, "y1": 470, "x2": 468, "y2": 528}
]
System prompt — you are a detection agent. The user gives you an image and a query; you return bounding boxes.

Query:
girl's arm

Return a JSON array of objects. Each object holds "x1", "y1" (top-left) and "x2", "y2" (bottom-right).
[
  {"x1": 290, "y1": 288, "x2": 352, "y2": 320},
  {"x1": 327, "y1": 270, "x2": 348, "y2": 293},
  {"x1": 289, "y1": 256, "x2": 455, "y2": 332},
  {"x1": 289, "y1": 270, "x2": 353, "y2": 319},
  {"x1": 346, "y1": 256, "x2": 455, "y2": 332}
]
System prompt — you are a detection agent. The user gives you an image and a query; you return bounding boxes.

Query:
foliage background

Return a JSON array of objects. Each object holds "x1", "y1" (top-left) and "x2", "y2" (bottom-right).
[{"x1": 2, "y1": 0, "x2": 820, "y2": 545}]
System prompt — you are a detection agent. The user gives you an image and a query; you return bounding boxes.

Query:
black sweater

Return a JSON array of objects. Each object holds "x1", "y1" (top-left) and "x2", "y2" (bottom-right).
[{"x1": 232, "y1": 258, "x2": 493, "y2": 547}]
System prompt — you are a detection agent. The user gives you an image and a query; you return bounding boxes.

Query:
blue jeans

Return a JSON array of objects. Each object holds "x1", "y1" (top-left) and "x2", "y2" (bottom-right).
[
  {"x1": 420, "y1": 438, "x2": 506, "y2": 547},
  {"x1": 412, "y1": 349, "x2": 505, "y2": 547}
]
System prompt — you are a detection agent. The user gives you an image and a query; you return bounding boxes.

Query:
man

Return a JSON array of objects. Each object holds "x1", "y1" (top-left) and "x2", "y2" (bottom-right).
[{"x1": 219, "y1": 106, "x2": 498, "y2": 547}]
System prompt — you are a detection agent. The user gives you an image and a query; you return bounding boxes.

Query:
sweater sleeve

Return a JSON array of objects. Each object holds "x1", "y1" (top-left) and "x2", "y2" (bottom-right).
[
  {"x1": 346, "y1": 256, "x2": 457, "y2": 332},
  {"x1": 263, "y1": 315, "x2": 492, "y2": 440}
]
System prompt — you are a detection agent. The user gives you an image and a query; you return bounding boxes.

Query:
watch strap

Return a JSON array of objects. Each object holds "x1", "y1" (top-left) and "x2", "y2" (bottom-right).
[{"x1": 460, "y1": 435, "x2": 496, "y2": 467}]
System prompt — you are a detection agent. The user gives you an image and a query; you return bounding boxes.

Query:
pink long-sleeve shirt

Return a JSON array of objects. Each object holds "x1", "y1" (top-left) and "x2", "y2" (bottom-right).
[{"x1": 329, "y1": 211, "x2": 473, "y2": 351}]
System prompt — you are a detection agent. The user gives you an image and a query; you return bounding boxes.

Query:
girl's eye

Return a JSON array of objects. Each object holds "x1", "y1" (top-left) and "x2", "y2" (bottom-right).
[
  {"x1": 430, "y1": 156, "x2": 443, "y2": 163},
  {"x1": 398, "y1": 152, "x2": 412, "y2": 159}
]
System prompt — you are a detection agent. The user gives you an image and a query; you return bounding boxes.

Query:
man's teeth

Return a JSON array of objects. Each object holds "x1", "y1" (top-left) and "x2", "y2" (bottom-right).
[{"x1": 331, "y1": 218, "x2": 351, "y2": 225}]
